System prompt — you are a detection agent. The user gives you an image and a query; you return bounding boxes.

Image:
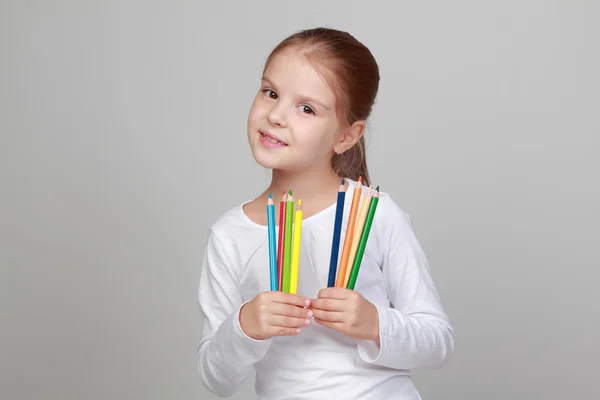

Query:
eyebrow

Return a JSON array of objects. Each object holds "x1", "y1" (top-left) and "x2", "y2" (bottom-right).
[{"x1": 261, "y1": 76, "x2": 331, "y2": 111}]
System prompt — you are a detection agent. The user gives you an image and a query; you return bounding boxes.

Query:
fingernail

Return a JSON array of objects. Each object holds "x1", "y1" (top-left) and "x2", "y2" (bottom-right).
[
  {"x1": 295, "y1": 328, "x2": 301, "y2": 334},
  {"x1": 307, "y1": 309, "x2": 313, "y2": 318},
  {"x1": 304, "y1": 319, "x2": 311, "y2": 326},
  {"x1": 304, "y1": 299, "x2": 311, "y2": 307}
]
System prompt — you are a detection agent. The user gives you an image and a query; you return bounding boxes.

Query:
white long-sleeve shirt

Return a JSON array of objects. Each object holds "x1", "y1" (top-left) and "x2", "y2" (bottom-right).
[{"x1": 197, "y1": 178, "x2": 454, "y2": 399}]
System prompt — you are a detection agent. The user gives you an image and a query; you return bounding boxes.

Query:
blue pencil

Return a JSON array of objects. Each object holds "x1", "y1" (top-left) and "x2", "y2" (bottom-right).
[
  {"x1": 267, "y1": 193, "x2": 278, "y2": 291},
  {"x1": 327, "y1": 179, "x2": 347, "y2": 287}
]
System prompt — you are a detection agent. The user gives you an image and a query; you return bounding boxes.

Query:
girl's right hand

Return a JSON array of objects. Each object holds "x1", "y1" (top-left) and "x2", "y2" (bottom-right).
[{"x1": 239, "y1": 291, "x2": 313, "y2": 340}]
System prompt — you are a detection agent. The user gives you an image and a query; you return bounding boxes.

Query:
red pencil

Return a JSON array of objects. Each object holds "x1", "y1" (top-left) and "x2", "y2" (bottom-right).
[{"x1": 277, "y1": 191, "x2": 287, "y2": 291}]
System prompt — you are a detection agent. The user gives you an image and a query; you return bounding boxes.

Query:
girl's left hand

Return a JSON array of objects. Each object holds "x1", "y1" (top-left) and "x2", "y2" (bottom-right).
[{"x1": 310, "y1": 287, "x2": 380, "y2": 343}]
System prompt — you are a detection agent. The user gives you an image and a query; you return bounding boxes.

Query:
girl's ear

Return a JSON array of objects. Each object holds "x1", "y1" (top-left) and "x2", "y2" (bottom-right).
[{"x1": 334, "y1": 120, "x2": 365, "y2": 154}]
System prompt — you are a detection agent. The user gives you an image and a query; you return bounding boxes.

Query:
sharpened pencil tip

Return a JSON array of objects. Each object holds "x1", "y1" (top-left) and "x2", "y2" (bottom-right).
[
  {"x1": 298, "y1": 198, "x2": 302, "y2": 206},
  {"x1": 341, "y1": 178, "x2": 345, "y2": 185},
  {"x1": 358, "y1": 176, "x2": 363, "y2": 183},
  {"x1": 268, "y1": 193, "x2": 272, "y2": 199},
  {"x1": 375, "y1": 185, "x2": 379, "y2": 191},
  {"x1": 289, "y1": 189, "x2": 292, "y2": 195}
]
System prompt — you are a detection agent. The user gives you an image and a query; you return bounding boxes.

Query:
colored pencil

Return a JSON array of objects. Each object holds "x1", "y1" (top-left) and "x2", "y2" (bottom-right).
[
  {"x1": 347, "y1": 187, "x2": 380, "y2": 290},
  {"x1": 277, "y1": 191, "x2": 286, "y2": 291},
  {"x1": 282, "y1": 190, "x2": 294, "y2": 292},
  {"x1": 343, "y1": 185, "x2": 373, "y2": 288},
  {"x1": 327, "y1": 179, "x2": 346, "y2": 287},
  {"x1": 267, "y1": 193, "x2": 278, "y2": 291},
  {"x1": 289, "y1": 199, "x2": 303, "y2": 294},
  {"x1": 335, "y1": 176, "x2": 363, "y2": 287}
]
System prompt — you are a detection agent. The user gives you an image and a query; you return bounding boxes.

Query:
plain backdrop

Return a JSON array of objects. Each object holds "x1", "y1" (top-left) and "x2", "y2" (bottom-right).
[{"x1": 1, "y1": 1, "x2": 599, "y2": 399}]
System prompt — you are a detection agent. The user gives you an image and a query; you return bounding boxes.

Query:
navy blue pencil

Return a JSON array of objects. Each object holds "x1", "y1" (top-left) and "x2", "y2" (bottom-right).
[{"x1": 327, "y1": 179, "x2": 347, "y2": 287}]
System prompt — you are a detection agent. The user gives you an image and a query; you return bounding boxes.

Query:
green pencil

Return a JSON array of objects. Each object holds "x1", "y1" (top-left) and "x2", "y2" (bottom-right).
[
  {"x1": 282, "y1": 190, "x2": 294, "y2": 292},
  {"x1": 347, "y1": 187, "x2": 379, "y2": 290}
]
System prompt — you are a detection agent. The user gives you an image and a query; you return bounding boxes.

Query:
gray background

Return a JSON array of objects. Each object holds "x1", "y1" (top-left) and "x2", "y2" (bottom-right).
[{"x1": 1, "y1": 1, "x2": 598, "y2": 399}]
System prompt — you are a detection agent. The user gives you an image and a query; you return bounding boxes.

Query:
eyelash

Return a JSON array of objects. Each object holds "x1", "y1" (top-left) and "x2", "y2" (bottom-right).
[{"x1": 262, "y1": 89, "x2": 316, "y2": 115}]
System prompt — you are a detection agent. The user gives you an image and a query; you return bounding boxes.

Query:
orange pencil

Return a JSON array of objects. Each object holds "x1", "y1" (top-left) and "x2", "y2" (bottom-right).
[
  {"x1": 335, "y1": 176, "x2": 363, "y2": 287},
  {"x1": 343, "y1": 185, "x2": 373, "y2": 287}
]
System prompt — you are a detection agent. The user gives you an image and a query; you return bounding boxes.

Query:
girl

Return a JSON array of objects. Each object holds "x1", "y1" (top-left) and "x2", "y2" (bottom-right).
[{"x1": 197, "y1": 27, "x2": 454, "y2": 399}]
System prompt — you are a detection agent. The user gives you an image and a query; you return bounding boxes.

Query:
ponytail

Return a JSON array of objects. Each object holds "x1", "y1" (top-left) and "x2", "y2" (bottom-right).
[{"x1": 332, "y1": 136, "x2": 370, "y2": 187}]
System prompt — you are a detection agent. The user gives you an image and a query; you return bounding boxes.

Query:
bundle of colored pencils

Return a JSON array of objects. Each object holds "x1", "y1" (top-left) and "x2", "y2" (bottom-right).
[
  {"x1": 267, "y1": 190, "x2": 303, "y2": 294},
  {"x1": 327, "y1": 178, "x2": 380, "y2": 290}
]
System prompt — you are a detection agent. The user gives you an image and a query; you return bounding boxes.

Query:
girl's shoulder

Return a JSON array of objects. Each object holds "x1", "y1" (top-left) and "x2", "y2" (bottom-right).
[
  {"x1": 208, "y1": 200, "x2": 264, "y2": 232},
  {"x1": 375, "y1": 190, "x2": 413, "y2": 229},
  {"x1": 344, "y1": 179, "x2": 421, "y2": 267},
  {"x1": 346, "y1": 178, "x2": 414, "y2": 233},
  {"x1": 202, "y1": 196, "x2": 278, "y2": 264}
]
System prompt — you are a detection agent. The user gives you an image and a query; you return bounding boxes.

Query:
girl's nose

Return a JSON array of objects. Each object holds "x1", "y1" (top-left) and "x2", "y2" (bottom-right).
[{"x1": 267, "y1": 104, "x2": 287, "y2": 128}]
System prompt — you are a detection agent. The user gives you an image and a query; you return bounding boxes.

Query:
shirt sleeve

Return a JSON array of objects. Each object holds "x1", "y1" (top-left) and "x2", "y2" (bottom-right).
[
  {"x1": 197, "y1": 230, "x2": 273, "y2": 397},
  {"x1": 356, "y1": 195, "x2": 455, "y2": 370}
]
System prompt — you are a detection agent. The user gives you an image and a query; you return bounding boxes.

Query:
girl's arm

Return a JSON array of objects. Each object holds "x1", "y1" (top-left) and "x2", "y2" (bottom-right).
[
  {"x1": 356, "y1": 195, "x2": 455, "y2": 370},
  {"x1": 197, "y1": 230, "x2": 272, "y2": 396}
]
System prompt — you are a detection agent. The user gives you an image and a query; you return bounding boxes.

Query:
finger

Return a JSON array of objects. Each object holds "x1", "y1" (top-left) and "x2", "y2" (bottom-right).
[
  {"x1": 271, "y1": 302, "x2": 312, "y2": 319},
  {"x1": 270, "y1": 327, "x2": 302, "y2": 336},
  {"x1": 271, "y1": 315, "x2": 311, "y2": 329},
  {"x1": 311, "y1": 308, "x2": 345, "y2": 323},
  {"x1": 314, "y1": 318, "x2": 341, "y2": 331},
  {"x1": 269, "y1": 291, "x2": 311, "y2": 307},
  {"x1": 310, "y1": 298, "x2": 346, "y2": 312},
  {"x1": 318, "y1": 287, "x2": 351, "y2": 300}
]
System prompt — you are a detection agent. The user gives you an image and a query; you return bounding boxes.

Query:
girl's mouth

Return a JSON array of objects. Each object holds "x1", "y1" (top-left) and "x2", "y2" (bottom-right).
[{"x1": 260, "y1": 131, "x2": 288, "y2": 147}]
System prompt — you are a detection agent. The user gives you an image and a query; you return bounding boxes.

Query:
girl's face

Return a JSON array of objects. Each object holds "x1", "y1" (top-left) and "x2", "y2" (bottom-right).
[{"x1": 247, "y1": 48, "x2": 342, "y2": 172}]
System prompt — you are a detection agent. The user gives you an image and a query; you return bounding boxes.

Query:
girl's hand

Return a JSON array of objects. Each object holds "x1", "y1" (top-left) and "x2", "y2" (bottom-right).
[
  {"x1": 310, "y1": 288, "x2": 380, "y2": 342},
  {"x1": 239, "y1": 291, "x2": 312, "y2": 340}
]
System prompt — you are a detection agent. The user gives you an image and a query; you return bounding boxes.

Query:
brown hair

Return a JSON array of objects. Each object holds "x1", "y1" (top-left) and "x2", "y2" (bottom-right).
[{"x1": 263, "y1": 27, "x2": 380, "y2": 186}]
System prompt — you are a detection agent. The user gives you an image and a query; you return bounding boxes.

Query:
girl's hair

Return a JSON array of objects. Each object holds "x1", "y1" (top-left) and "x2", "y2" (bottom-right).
[{"x1": 263, "y1": 27, "x2": 380, "y2": 186}]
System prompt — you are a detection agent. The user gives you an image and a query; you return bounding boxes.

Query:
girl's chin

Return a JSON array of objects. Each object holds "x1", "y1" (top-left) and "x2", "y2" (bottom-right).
[
  {"x1": 250, "y1": 146, "x2": 325, "y2": 172},
  {"x1": 251, "y1": 151, "x2": 286, "y2": 170},
  {"x1": 251, "y1": 154, "x2": 304, "y2": 173}
]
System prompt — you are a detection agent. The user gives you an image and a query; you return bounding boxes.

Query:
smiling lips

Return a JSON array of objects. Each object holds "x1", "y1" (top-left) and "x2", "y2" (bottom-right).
[{"x1": 259, "y1": 130, "x2": 288, "y2": 148}]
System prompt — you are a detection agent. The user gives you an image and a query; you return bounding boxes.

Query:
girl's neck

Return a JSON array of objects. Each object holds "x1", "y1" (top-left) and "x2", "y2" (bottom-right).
[{"x1": 262, "y1": 167, "x2": 347, "y2": 219}]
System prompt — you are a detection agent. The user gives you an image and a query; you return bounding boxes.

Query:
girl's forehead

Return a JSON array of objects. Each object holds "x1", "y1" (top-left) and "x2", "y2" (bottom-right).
[{"x1": 263, "y1": 50, "x2": 336, "y2": 104}]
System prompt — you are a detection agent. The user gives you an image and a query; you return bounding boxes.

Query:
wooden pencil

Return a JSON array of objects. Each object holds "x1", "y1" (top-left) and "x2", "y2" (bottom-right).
[
  {"x1": 282, "y1": 190, "x2": 294, "y2": 292},
  {"x1": 335, "y1": 176, "x2": 363, "y2": 287},
  {"x1": 267, "y1": 193, "x2": 278, "y2": 291},
  {"x1": 327, "y1": 179, "x2": 346, "y2": 287},
  {"x1": 347, "y1": 187, "x2": 380, "y2": 290},
  {"x1": 343, "y1": 185, "x2": 373, "y2": 288},
  {"x1": 277, "y1": 191, "x2": 286, "y2": 291},
  {"x1": 289, "y1": 199, "x2": 303, "y2": 294}
]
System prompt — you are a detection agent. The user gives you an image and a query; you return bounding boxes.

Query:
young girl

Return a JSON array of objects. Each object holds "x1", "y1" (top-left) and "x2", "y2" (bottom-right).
[{"x1": 197, "y1": 27, "x2": 454, "y2": 399}]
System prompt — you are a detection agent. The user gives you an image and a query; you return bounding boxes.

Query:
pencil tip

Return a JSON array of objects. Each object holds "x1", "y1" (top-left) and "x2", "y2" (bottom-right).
[
  {"x1": 341, "y1": 178, "x2": 345, "y2": 184},
  {"x1": 298, "y1": 198, "x2": 302, "y2": 206},
  {"x1": 375, "y1": 185, "x2": 380, "y2": 191},
  {"x1": 358, "y1": 176, "x2": 363, "y2": 183},
  {"x1": 268, "y1": 193, "x2": 272, "y2": 198},
  {"x1": 289, "y1": 189, "x2": 292, "y2": 195}
]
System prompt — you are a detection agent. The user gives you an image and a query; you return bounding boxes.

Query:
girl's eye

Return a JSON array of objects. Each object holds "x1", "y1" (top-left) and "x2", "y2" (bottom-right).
[
  {"x1": 263, "y1": 89, "x2": 278, "y2": 99},
  {"x1": 299, "y1": 105, "x2": 314, "y2": 115}
]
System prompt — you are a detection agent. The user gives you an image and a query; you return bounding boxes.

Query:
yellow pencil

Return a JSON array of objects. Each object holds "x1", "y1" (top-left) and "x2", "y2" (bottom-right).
[
  {"x1": 343, "y1": 186, "x2": 373, "y2": 287},
  {"x1": 289, "y1": 199, "x2": 303, "y2": 294}
]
